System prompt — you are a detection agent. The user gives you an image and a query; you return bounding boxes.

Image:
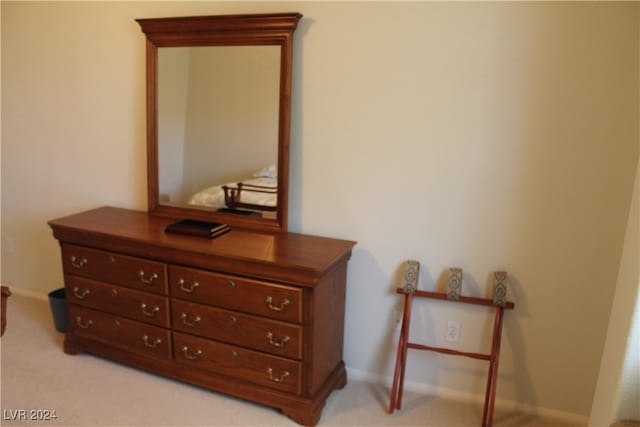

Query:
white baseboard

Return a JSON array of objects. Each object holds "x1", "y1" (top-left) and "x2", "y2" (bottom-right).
[
  {"x1": 346, "y1": 367, "x2": 589, "y2": 425},
  {"x1": 7, "y1": 286, "x2": 49, "y2": 302}
]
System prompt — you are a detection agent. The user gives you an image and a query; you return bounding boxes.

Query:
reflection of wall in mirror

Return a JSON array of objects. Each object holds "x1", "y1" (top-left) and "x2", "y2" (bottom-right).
[
  {"x1": 158, "y1": 48, "x2": 189, "y2": 203},
  {"x1": 158, "y1": 46, "x2": 280, "y2": 204}
]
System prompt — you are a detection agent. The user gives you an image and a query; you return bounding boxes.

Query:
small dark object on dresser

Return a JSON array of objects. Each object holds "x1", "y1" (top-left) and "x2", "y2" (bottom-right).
[{"x1": 165, "y1": 219, "x2": 230, "y2": 238}]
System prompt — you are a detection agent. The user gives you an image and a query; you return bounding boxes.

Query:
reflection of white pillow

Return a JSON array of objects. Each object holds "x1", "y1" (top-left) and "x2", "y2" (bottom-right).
[{"x1": 253, "y1": 164, "x2": 277, "y2": 178}]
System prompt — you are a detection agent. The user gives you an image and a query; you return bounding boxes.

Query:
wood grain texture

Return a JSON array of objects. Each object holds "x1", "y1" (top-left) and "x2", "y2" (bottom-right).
[
  {"x1": 50, "y1": 206, "x2": 355, "y2": 426},
  {"x1": 51, "y1": 207, "x2": 355, "y2": 286}
]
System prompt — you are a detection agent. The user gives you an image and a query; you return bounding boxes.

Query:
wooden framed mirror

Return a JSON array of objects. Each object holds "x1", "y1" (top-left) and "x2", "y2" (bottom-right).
[{"x1": 137, "y1": 13, "x2": 302, "y2": 233}]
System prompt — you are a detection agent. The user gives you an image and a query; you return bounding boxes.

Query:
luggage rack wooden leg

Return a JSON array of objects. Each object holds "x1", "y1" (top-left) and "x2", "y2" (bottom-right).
[
  {"x1": 481, "y1": 306, "x2": 505, "y2": 427},
  {"x1": 388, "y1": 292, "x2": 413, "y2": 412},
  {"x1": 388, "y1": 288, "x2": 513, "y2": 427}
]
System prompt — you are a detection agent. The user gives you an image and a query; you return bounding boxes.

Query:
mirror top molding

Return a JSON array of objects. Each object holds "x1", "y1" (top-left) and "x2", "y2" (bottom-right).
[
  {"x1": 137, "y1": 13, "x2": 302, "y2": 46},
  {"x1": 137, "y1": 13, "x2": 302, "y2": 233}
]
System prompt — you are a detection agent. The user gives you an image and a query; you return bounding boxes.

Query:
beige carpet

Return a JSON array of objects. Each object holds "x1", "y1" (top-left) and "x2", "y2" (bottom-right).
[{"x1": 1, "y1": 294, "x2": 584, "y2": 427}]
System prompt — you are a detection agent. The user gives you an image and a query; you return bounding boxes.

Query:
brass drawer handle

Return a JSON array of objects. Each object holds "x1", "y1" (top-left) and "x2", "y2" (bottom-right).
[
  {"x1": 142, "y1": 335, "x2": 162, "y2": 349},
  {"x1": 180, "y1": 313, "x2": 201, "y2": 327},
  {"x1": 140, "y1": 303, "x2": 160, "y2": 317},
  {"x1": 267, "y1": 368, "x2": 290, "y2": 383},
  {"x1": 179, "y1": 279, "x2": 199, "y2": 293},
  {"x1": 70, "y1": 256, "x2": 88, "y2": 269},
  {"x1": 228, "y1": 316, "x2": 236, "y2": 325},
  {"x1": 266, "y1": 332, "x2": 290, "y2": 348},
  {"x1": 139, "y1": 270, "x2": 158, "y2": 284},
  {"x1": 75, "y1": 316, "x2": 93, "y2": 329},
  {"x1": 73, "y1": 286, "x2": 90, "y2": 299},
  {"x1": 181, "y1": 346, "x2": 203, "y2": 360},
  {"x1": 265, "y1": 296, "x2": 290, "y2": 312},
  {"x1": 227, "y1": 280, "x2": 235, "y2": 288}
]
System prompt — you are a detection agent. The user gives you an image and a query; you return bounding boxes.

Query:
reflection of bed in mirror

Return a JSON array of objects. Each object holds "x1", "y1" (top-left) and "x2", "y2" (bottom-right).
[
  {"x1": 156, "y1": 44, "x2": 282, "y2": 225},
  {"x1": 188, "y1": 164, "x2": 277, "y2": 217}
]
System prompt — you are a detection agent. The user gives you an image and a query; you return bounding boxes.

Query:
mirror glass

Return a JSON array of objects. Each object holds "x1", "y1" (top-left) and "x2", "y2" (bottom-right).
[{"x1": 157, "y1": 46, "x2": 280, "y2": 220}]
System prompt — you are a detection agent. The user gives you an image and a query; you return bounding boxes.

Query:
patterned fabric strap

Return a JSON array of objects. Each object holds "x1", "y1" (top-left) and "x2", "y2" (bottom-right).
[
  {"x1": 446, "y1": 268, "x2": 463, "y2": 300},
  {"x1": 493, "y1": 271, "x2": 508, "y2": 306},
  {"x1": 401, "y1": 260, "x2": 420, "y2": 294}
]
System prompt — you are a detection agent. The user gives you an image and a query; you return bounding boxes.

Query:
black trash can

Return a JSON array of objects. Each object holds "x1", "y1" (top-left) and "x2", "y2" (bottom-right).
[{"x1": 48, "y1": 288, "x2": 67, "y2": 333}]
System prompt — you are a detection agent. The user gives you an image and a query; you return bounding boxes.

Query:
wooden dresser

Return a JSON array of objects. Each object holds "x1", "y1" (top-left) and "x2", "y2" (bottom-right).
[{"x1": 48, "y1": 206, "x2": 355, "y2": 426}]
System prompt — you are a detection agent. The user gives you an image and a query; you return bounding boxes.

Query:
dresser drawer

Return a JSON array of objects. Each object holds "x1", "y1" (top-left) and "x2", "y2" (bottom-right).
[
  {"x1": 173, "y1": 332, "x2": 301, "y2": 394},
  {"x1": 172, "y1": 299, "x2": 302, "y2": 359},
  {"x1": 65, "y1": 275, "x2": 170, "y2": 327},
  {"x1": 62, "y1": 244, "x2": 168, "y2": 295},
  {"x1": 170, "y1": 266, "x2": 302, "y2": 323},
  {"x1": 68, "y1": 305, "x2": 171, "y2": 359}
]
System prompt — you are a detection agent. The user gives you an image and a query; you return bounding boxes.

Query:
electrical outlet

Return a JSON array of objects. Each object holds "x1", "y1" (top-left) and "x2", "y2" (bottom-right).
[{"x1": 446, "y1": 320, "x2": 461, "y2": 343}]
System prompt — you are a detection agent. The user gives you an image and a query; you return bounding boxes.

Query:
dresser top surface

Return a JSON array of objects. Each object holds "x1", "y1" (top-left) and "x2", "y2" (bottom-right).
[{"x1": 49, "y1": 207, "x2": 356, "y2": 280}]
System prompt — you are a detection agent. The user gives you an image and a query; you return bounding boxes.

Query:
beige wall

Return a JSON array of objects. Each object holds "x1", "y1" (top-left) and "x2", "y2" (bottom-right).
[
  {"x1": 2, "y1": 1, "x2": 638, "y2": 421},
  {"x1": 589, "y1": 10, "x2": 640, "y2": 425},
  {"x1": 588, "y1": 159, "x2": 639, "y2": 425}
]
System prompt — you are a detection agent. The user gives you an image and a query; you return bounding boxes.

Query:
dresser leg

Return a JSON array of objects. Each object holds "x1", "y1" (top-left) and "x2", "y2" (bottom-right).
[
  {"x1": 281, "y1": 405, "x2": 322, "y2": 427},
  {"x1": 335, "y1": 368, "x2": 347, "y2": 389},
  {"x1": 281, "y1": 364, "x2": 347, "y2": 426},
  {"x1": 63, "y1": 336, "x2": 83, "y2": 355}
]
